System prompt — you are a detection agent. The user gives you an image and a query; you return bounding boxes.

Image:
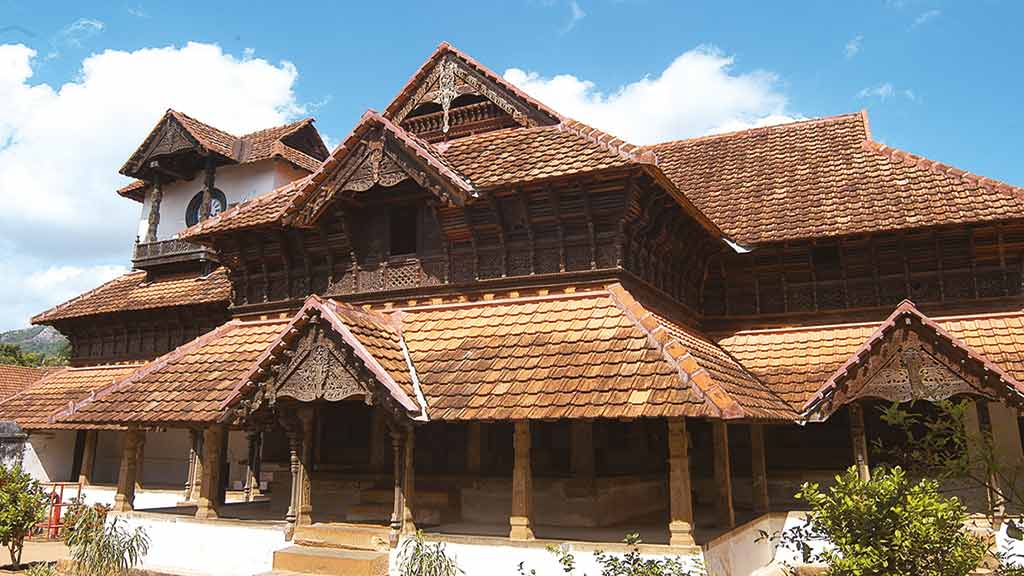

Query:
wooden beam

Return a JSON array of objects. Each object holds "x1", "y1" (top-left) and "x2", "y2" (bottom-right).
[{"x1": 712, "y1": 420, "x2": 735, "y2": 529}]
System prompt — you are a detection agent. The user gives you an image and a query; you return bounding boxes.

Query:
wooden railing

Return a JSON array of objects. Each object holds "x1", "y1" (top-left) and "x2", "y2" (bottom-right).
[{"x1": 132, "y1": 238, "x2": 217, "y2": 269}]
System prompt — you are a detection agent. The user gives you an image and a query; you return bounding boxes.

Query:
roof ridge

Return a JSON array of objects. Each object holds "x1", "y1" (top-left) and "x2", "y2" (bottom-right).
[
  {"x1": 239, "y1": 117, "x2": 314, "y2": 140},
  {"x1": 862, "y1": 139, "x2": 1024, "y2": 202},
  {"x1": 559, "y1": 118, "x2": 656, "y2": 165},
  {"x1": 645, "y1": 112, "x2": 864, "y2": 150}
]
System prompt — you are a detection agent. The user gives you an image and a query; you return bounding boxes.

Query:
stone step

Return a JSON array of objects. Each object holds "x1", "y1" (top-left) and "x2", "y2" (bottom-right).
[
  {"x1": 272, "y1": 545, "x2": 388, "y2": 576},
  {"x1": 360, "y1": 487, "x2": 451, "y2": 508},
  {"x1": 347, "y1": 502, "x2": 442, "y2": 526},
  {"x1": 293, "y1": 523, "x2": 391, "y2": 552}
]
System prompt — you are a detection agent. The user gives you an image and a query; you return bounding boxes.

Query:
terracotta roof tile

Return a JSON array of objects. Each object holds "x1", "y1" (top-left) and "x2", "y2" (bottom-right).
[
  {"x1": 0, "y1": 365, "x2": 141, "y2": 429},
  {"x1": 0, "y1": 364, "x2": 55, "y2": 402},
  {"x1": 717, "y1": 310, "x2": 1024, "y2": 411},
  {"x1": 648, "y1": 112, "x2": 1024, "y2": 245},
  {"x1": 59, "y1": 320, "x2": 290, "y2": 425},
  {"x1": 33, "y1": 269, "x2": 231, "y2": 324}
]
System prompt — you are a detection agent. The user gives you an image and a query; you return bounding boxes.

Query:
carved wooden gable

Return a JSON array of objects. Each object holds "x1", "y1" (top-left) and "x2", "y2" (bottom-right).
[
  {"x1": 390, "y1": 52, "x2": 558, "y2": 134},
  {"x1": 295, "y1": 124, "x2": 469, "y2": 227},
  {"x1": 123, "y1": 115, "x2": 202, "y2": 177},
  {"x1": 265, "y1": 319, "x2": 374, "y2": 407}
]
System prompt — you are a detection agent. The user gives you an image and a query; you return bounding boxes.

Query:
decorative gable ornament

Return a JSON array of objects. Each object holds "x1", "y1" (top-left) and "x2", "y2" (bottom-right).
[{"x1": 122, "y1": 115, "x2": 203, "y2": 177}]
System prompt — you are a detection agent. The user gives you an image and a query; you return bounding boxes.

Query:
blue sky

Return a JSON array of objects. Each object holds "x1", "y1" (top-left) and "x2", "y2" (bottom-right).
[{"x1": 0, "y1": 0, "x2": 1021, "y2": 330}]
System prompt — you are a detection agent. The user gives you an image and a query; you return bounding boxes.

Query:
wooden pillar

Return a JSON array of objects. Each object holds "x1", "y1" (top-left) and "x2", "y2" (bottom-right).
[
  {"x1": 509, "y1": 420, "x2": 535, "y2": 540},
  {"x1": 370, "y1": 408, "x2": 390, "y2": 472},
  {"x1": 245, "y1": 431, "x2": 261, "y2": 502},
  {"x1": 112, "y1": 429, "x2": 142, "y2": 513},
  {"x1": 571, "y1": 420, "x2": 595, "y2": 478},
  {"x1": 750, "y1": 423, "x2": 770, "y2": 515},
  {"x1": 667, "y1": 418, "x2": 695, "y2": 547},
  {"x1": 199, "y1": 157, "x2": 215, "y2": 221},
  {"x1": 401, "y1": 427, "x2": 416, "y2": 535},
  {"x1": 195, "y1": 425, "x2": 224, "y2": 520},
  {"x1": 849, "y1": 403, "x2": 870, "y2": 482},
  {"x1": 134, "y1": 431, "x2": 146, "y2": 491},
  {"x1": 389, "y1": 425, "x2": 403, "y2": 545},
  {"x1": 78, "y1": 430, "x2": 97, "y2": 486},
  {"x1": 975, "y1": 399, "x2": 1006, "y2": 519},
  {"x1": 286, "y1": 429, "x2": 301, "y2": 527},
  {"x1": 466, "y1": 422, "x2": 483, "y2": 475},
  {"x1": 712, "y1": 420, "x2": 735, "y2": 529},
  {"x1": 144, "y1": 175, "x2": 162, "y2": 242},
  {"x1": 186, "y1": 429, "x2": 203, "y2": 502},
  {"x1": 297, "y1": 408, "x2": 314, "y2": 527}
]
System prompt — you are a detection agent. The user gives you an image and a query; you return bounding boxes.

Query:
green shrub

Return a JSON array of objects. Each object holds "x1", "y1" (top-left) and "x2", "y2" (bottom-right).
[
  {"x1": 65, "y1": 506, "x2": 149, "y2": 576},
  {"x1": 0, "y1": 463, "x2": 49, "y2": 569},
  {"x1": 397, "y1": 530, "x2": 462, "y2": 576},
  {"x1": 25, "y1": 562, "x2": 57, "y2": 576},
  {"x1": 518, "y1": 533, "x2": 705, "y2": 576},
  {"x1": 783, "y1": 465, "x2": 987, "y2": 576},
  {"x1": 61, "y1": 498, "x2": 110, "y2": 540}
]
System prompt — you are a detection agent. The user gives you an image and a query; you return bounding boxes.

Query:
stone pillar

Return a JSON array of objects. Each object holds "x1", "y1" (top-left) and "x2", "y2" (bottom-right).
[
  {"x1": 245, "y1": 431, "x2": 261, "y2": 502},
  {"x1": 750, "y1": 423, "x2": 770, "y2": 515},
  {"x1": 389, "y1": 426, "x2": 403, "y2": 544},
  {"x1": 297, "y1": 408, "x2": 314, "y2": 527},
  {"x1": 402, "y1": 427, "x2": 416, "y2": 535},
  {"x1": 466, "y1": 422, "x2": 483, "y2": 475},
  {"x1": 195, "y1": 425, "x2": 225, "y2": 520},
  {"x1": 667, "y1": 418, "x2": 695, "y2": 547},
  {"x1": 712, "y1": 420, "x2": 735, "y2": 529},
  {"x1": 144, "y1": 175, "x2": 162, "y2": 243},
  {"x1": 849, "y1": 403, "x2": 870, "y2": 482},
  {"x1": 975, "y1": 399, "x2": 1006, "y2": 519},
  {"x1": 78, "y1": 430, "x2": 97, "y2": 486},
  {"x1": 510, "y1": 420, "x2": 535, "y2": 540},
  {"x1": 112, "y1": 429, "x2": 143, "y2": 513}
]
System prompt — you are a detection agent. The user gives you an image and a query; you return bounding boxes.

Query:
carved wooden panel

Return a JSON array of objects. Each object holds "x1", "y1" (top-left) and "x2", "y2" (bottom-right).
[
  {"x1": 274, "y1": 326, "x2": 371, "y2": 404},
  {"x1": 847, "y1": 344, "x2": 980, "y2": 403}
]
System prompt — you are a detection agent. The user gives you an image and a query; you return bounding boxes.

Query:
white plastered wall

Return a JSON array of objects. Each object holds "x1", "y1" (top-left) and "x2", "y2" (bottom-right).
[
  {"x1": 136, "y1": 159, "x2": 306, "y2": 240},
  {"x1": 22, "y1": 430, "x2": 77, "y2": 483}
]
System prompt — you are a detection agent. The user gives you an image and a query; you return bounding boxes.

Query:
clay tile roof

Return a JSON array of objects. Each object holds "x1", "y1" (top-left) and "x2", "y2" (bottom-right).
[
  {"x1": 0, "y1": 364, "x2": 141, "y2": 430},
  {"x1": 716, "y1": 309, "x2": 1024, "y2": 413},
  {"x1": 33, "y1": 268, "x2": 231, "y2": 324},
  {"x1": 117, "y1": 179, "x2": 148, "y2": 201},
  {"x1": 436, "y1": 124, "x2": 637, "y2": 190},
  {"x1": 0, "y1": 364, "x2": 55, "y2": 402},
  {"x1": 397, "y1": 285, "x2": 784, "y2": 421},
  {"x1": 169, "y1": 110, "x2": 238, "y2": 159},
  {"x1": 178, "y1": 177, "x2": 308, "y2": 240},
  {"x1": 57, "y1": 320, "x2": 290, "y2": 426},
  {"x1": 648, "y1": 111, "x2": 1024, "y2": 245}
]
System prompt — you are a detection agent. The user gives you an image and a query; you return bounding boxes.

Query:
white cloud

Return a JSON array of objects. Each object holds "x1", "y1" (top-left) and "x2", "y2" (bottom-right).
[
  {"x1": 562, "y1": 1, "x2": 586, "y2": 33},
  {"x1": 0, "y1": 41, "x2": 305, "y2": 330},
  {"x1": 912, "y1": 9, "x2": 941, "y2": 28},
  {"x1": 503, "y1": 45, "x2": 797, "y2": 144},
  {"x1": 844, "y1": 34, "x2": 863, "y2": 59},
  {"x1": 47, "y1": 18, "x2": 105, "y2": 59},
  {"x1": 857, "y1": 82, "x2": 916, "y2": 101}
]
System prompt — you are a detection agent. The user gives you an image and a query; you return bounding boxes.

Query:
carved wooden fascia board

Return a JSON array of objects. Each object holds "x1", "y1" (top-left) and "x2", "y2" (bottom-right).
[
  {"x1": 392, "y1": 52, "x2": 554, "y2": 131},
  {"x1": 123, "y1": 115, "x2": 203, "y2": 176}
]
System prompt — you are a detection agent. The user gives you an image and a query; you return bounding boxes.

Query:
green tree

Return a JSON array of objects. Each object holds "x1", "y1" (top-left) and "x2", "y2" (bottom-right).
[
  {"x1": 782, "y1": 466, "x2": 987, "y2": 576},
  {"x1": 0, "y1": 463, "x2": 49, "y2": 569}
]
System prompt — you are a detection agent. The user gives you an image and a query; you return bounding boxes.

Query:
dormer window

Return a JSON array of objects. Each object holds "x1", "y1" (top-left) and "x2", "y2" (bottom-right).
[
  {"x1": 389, "y1": 205, "x2": 418, "y2": 256},
  {"x1": 185, "y1": 189, "x2": 227, "y2": 227}
]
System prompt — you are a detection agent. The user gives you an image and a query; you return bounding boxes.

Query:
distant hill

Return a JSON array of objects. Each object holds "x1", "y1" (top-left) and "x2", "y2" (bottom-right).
[{"x1": 0, "y1": 326, "x2": 69, "y2": 358}]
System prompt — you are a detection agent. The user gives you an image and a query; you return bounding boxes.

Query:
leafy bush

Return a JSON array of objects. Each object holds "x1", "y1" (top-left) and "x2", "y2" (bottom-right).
[
  {"x1": 61, "y1": 498, "x2": 110, "y2": 540},
  {"x1": 782, "y1": 465, "x2": 987, "y2": 576},
  {"x1": 25, "y1": 562, "x2": 57, "y2": 576},
  {"x1": 397, "y1": 530, "x2": 462, "y2": 576},
  {"x1": 65, "y1": 506, "x2": 149, "y2": 576},
  {"x1": 0, "y1": 463, "x2": 49, "y2": 569}
]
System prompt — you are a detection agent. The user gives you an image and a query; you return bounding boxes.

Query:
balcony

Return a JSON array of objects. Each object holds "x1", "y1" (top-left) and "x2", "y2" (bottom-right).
[{"x1": 132, "y1": 238, "x2": 218, "y2": 270}]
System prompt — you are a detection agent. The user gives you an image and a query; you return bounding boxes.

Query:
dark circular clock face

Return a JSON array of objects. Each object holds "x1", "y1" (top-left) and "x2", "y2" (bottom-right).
[{"x1": 186, "y1": 189, "x2": 227, "y2": 227}]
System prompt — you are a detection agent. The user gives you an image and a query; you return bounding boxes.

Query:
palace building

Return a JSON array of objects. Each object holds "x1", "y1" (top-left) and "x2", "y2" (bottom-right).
[{"x1": 3, "y1": 43, "x2": 1024, "y2": 575}]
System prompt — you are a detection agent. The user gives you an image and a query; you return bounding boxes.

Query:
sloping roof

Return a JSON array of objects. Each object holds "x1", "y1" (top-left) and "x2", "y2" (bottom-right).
[
  {"x1": 716, "y1": 309, "x2": 1024, "y2": 411},
  {"x1": 0, "y1": 365, "x2": 141, "y2": 430},
  {"x1": 649, "y1": 112, "x2": 1024, "y2": 245},
  {"x1": 33, "y1": 269, "x2": 231, "y2": 324},
  {"x1": 400, "y1": 285, "x2": 787, "y2": 421},
  {"x1": 0, "y1": 364, "x2": 54, "y2": 402},
  {"x1": 56, "y1": 320, "x2": 290, "y2": 425},
  {"x1": 118, "y1": 112, "x2": 326, "y2": 201}
]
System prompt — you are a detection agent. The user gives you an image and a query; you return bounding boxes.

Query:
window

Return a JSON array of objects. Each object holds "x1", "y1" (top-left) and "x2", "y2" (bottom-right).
[
  {"x1": 185, "y1": 189, "x2": 227, "y2": 227},
  {"x1": 389, "y1": 205, "x2": 418, "y2": 256}
]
